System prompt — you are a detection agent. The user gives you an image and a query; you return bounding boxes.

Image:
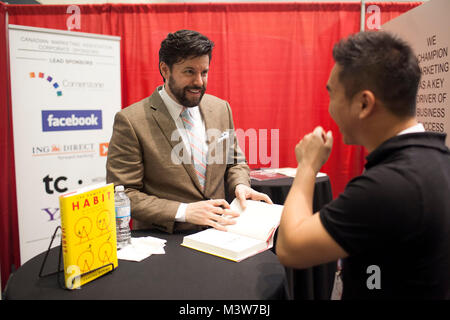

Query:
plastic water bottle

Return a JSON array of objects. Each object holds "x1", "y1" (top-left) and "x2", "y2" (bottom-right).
[{"x1": 114, "y1": 185, "x2": 131, "y2": 249}]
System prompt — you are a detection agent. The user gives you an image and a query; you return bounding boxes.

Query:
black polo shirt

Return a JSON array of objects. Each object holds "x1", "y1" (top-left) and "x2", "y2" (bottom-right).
[{"x1": 320, "y1": 132, "x2": 450, "y2": 299}]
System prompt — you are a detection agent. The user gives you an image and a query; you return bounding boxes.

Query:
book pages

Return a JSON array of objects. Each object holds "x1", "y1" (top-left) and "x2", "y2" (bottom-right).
[
  {"x1": 225, "y1": 199, "x2": 283, "y2": 242},
  {"x1": 182, "y1": 228, "x2": 266, "y2": 262}
]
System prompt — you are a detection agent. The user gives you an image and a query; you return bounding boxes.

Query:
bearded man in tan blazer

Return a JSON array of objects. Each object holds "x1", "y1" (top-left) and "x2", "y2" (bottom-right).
[{"x1": 106, "y1": 30, "x2": 271, "y2": 233}]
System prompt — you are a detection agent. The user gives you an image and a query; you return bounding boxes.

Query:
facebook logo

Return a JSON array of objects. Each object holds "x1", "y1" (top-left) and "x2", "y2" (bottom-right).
[{"x1": 42, "y1": 110, "x2": 102, "y2": 132}]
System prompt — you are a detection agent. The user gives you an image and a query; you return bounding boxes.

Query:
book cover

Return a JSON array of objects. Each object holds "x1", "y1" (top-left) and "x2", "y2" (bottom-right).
[
  {"x1": 59, "y1": 183, "x2": 118, "y2": 289},
  {"x1": 250, "y1": 170, "x2": 288, "y2": 181}
]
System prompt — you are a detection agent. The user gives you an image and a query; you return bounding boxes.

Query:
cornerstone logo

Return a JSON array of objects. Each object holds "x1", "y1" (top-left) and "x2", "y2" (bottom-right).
[
  {"x1": 29, "y1": 72, "x2": 63, "y2": 96},
  {"x1": 42, "y1": 110, "x2": 102, "y2": 132}
]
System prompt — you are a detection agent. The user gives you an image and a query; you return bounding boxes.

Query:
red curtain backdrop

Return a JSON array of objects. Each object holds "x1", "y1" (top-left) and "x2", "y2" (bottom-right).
[
  {"x1": 0, "y1": 2, "x2": 421, "y2": 290},
  {"x1": 367, "y1": 2, "x2": 421, "y2": 27},
  {"x1": 0, "y1": 1, "x2": 21, "y2": 293}
]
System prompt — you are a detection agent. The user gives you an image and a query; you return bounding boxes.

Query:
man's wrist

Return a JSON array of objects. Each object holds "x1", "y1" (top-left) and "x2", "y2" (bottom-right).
[{"x1": 295, "y1": 164, "x2": 317, "y2": 182}]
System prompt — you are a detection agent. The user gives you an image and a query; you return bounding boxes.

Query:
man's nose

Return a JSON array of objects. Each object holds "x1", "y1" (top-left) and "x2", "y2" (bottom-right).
[{"x1": 192, "y1": 72, "x2": 204, "y2": 87}]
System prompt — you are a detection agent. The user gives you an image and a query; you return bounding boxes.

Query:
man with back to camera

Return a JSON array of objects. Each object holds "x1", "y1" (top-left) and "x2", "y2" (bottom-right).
[
  {"x1": 106, "y1": 29, "x2": 271, "y2": 234},
  {"x1": 276, "y1": 31, "x2": 450, "y2": 299}
]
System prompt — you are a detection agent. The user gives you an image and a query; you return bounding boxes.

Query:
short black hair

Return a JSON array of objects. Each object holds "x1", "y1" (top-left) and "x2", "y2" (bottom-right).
[
  {"x1": 332, "y1": 31, "x2": 421, "y2": 117},
  {"x1": 159, "y1": 30, "x2": 214, "y2": 80}
]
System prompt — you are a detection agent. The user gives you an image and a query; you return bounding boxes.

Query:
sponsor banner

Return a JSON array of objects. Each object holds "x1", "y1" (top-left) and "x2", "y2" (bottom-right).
[
  {"x1": 383, "y1": 0, "x2": 450, "y2": 147},
  {"x1": 42, "y1": 110, "x2": 103, "y2": 131},
  {"x1": 8, "y1": 25, "x2": 121, "y2": 264}
]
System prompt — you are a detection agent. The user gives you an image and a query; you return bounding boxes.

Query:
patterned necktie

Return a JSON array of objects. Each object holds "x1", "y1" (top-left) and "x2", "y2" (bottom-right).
[{"x1": 180, "y1": 107, "x2": 207, "y2": 189}]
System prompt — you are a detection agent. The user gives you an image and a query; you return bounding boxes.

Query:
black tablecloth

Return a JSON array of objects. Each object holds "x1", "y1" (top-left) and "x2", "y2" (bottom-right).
[
  {"x1": 4, "y1": 230, "x2": 288, "y2": 300},
  {"x1": 251, "y1": 174, "x2": 336, "y2": 300},
  {"x1": 251, "y1": 175, "x2": 332, "y2": 212}
]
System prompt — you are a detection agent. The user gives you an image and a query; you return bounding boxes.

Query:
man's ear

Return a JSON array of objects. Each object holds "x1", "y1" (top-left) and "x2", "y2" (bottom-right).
[
  {"x1": 358, "y1": 90, "x2": 376, "y2": 119},
  {"x1": 159, "y1": 61, "x2": 170, "y2": 82}
]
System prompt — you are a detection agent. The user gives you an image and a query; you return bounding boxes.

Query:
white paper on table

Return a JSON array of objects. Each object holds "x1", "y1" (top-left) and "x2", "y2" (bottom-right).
[{"x1": 117, "y1": 236, "x2": 167, "y2": 262}]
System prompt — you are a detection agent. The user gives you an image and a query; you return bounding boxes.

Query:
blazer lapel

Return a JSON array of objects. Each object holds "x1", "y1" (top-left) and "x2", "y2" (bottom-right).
[{"x1": 149, "y1": 87, "x2": 204, "y2": 194}]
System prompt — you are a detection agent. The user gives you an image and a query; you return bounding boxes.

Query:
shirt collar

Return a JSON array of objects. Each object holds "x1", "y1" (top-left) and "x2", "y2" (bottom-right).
[
  {"x1": 365, "y1": 132, "x2": 448, "y2": 170},
  {"x1": 397, "y1": 123, "x2": 425, "y2": 136},
  {"x1": 158, "y1": 85, "x2": 186, "y2": 121}
]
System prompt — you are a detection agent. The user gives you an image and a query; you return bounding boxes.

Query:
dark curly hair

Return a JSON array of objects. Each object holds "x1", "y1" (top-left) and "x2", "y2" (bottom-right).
[
  {"x1": 159, "y1": 29, "x2": 214, "y2": 81},
  {"x1": 332, "y1": 31, "x2": 421, "y2": 117}
]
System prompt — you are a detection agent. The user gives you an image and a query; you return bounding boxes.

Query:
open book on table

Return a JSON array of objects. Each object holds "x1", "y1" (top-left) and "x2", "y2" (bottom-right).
[{"x1": 181, "y1": 199, "x2": 283, "y2": 262}]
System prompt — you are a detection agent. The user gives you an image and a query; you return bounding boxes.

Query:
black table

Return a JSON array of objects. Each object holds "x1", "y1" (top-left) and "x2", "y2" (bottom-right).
[
  {"x1": 251, "y1": 174, "x2": 332, "y2": 213},
  {"x1": 251, "y1": 174, "x2": 336, "y2": 300},
  {"x1": 4, "y1": 230, "x2": 288, "y2": 300}
]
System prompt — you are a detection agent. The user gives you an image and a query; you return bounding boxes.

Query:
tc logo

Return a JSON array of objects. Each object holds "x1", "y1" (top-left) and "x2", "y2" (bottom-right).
[
  {"x1": 43, "y1": 174, "x2": 68, "y2": 194},
  {"x1": 366, "y1": 265, "x2": 381, "y2": 290}
]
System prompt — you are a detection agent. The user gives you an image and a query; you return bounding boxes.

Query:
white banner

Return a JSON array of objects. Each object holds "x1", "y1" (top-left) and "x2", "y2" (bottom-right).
[
  {"x1": 8, "y1": 25, "x2": 121, "y2": 264},
  {"x1": 383, "y1": 0, "x2": 450, "y2": 147}
]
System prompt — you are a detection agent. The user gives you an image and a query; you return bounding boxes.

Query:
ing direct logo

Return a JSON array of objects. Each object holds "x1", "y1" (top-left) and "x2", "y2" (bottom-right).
[
  {"x1": 29, "y1": 72, "x2": 63, "y2": 96},
  {"x1": 99, "y1": 142, "x2": 109, "y2": 157}
]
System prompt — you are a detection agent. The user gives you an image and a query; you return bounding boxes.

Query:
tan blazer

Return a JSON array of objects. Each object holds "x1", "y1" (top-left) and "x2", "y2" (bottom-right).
[{"x1": 106, "y1": 86, "x2": 250, "y2": 233}]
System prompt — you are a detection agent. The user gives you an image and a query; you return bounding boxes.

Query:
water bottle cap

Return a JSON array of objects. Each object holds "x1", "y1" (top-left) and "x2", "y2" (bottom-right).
[{"x1": 115, "y1": 185, "x2": 125, "y2": 192}]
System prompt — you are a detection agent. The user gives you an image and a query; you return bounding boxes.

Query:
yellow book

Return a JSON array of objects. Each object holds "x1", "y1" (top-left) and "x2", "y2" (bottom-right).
[{"x1": 59, "y1": 183, "x2": 118, "y2": 289}]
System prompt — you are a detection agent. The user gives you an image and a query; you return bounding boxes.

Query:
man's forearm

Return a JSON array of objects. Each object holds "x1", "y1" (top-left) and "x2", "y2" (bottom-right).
[
  {"x1": 226, "y1": 162, "x2": 251, "y2": 196},
  {"x1": 278, "y1": 165, "x2": 316, "y2": 248}
]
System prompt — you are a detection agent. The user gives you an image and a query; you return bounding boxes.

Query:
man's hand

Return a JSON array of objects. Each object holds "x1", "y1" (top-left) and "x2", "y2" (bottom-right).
[
  {"x1": 295, "y1": 126, "x2": 333, "y2": 174},
  {"x1": 185, "y1": 199, "x2": 240, "y2": 231},
  {"x1": 235, "y1": 184, "x2": 273, "y2": 210}
]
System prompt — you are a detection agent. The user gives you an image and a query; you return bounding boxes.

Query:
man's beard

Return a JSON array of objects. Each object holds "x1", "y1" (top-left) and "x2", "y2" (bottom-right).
[{"x1": 168, "y1": 75, "x2": 206, "y2": 108}]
